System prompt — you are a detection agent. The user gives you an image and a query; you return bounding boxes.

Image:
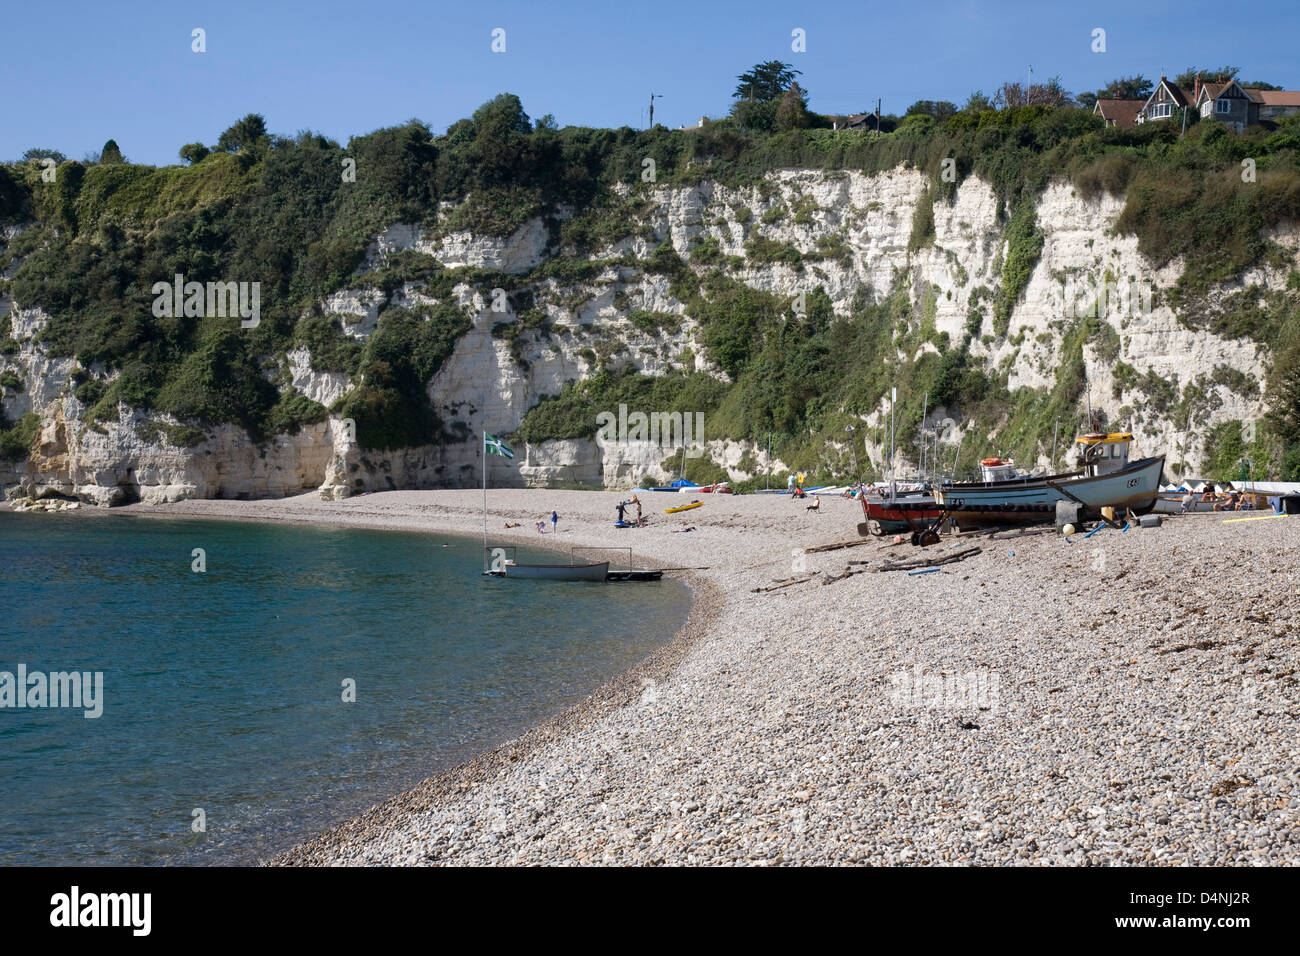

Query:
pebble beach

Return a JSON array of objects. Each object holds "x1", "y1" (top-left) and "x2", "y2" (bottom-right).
[{"x1": 121, "y1": 489, "x2": 1300, "y2": 865}]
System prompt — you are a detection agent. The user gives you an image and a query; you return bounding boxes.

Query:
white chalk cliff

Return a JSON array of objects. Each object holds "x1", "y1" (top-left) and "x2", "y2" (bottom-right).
[{"x1": 1, "y1": 167, "x2": 1294, "y2": 504}]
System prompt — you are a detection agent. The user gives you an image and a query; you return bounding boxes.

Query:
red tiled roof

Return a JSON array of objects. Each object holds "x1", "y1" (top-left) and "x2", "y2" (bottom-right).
[{"x1": 1248, "y1": 89, "x2": 1300, "y2": 106}]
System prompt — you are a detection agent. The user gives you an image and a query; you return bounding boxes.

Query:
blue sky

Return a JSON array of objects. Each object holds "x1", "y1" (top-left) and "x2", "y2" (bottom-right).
[{"x1": 4, "y1": 0, "x2": 1298, "y2": 166}]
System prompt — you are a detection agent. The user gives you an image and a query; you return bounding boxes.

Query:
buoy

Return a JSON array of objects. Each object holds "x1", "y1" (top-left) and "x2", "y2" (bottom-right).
[{"x1": 1062, "y1": 523, "x2": 1076, "y2": 536}]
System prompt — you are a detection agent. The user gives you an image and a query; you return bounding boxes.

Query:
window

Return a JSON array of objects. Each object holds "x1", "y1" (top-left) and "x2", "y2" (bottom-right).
[{"x1": 1216, "y1": 98, "x2": 1232, "y2": 114}]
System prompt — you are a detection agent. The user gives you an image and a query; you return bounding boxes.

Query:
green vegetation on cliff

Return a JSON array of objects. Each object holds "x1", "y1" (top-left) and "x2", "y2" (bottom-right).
[{"x1": 2, "y1": 93, "x2": 1299, "y2": 471}]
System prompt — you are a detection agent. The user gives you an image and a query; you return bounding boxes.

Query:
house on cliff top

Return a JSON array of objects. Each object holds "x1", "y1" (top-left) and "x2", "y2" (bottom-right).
[
  {"x1": 1093, "y1": 98, "x2": 1144, "y2": 129},
  {"x1": 1137, "y1": 74, "x2": 1300, "y2": 132}
]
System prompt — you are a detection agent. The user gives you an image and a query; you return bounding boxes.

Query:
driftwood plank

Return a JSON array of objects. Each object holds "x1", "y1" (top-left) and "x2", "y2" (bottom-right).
[
  {"x1": 752, "y1": 571, "x2": 822, "y2": 592},
  {"x1": 804, "y1": 538, "x2": 873, "y2": 554},
  {"x1": 878, "y1": 546, "x2": 982, "y2": 573}
]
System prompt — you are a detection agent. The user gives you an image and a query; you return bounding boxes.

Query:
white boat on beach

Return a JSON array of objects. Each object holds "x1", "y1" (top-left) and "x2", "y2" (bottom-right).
[{"x1": 935, "y1": 433, "x2": 1164, "y2": 527}]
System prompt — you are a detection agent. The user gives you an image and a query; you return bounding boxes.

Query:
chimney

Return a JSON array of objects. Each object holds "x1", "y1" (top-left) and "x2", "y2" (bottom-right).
[{"x1": 1194, "y1": 72, "x2": 1201, "y2": 101}]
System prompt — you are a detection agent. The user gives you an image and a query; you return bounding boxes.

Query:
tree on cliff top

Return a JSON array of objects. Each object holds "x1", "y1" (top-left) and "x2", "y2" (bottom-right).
[
  {"x1": 216, "y1": 113, "x2": 268, "y2": 153},
  {"x1": 99, "y1": 139, "x2": 124, "y2": 164},
  {"x1": 179, "y1": 142, "x2": 210, "y2": 165},
  {"x1": 906, "y1": 100, "x2": 958, "y2": 121},
  {"x1": 1174, "y1": 66, "x2": 1237, "y2": 88},
  {"x1": 1076, "y1": 75, "x2": 1154, "y2": 110},
  {"x1": 734, "y1": 61, "x2": 802, "y2": 102},
  {"x1": 774, "y1": 83, "x2": 812, "y2": 130},
  {"x1": 994, "y1": 77, "x2": 1073, "y2": 109},
  {"x1": 22, "y1": 147, "x2": 67, "y2": 163}
]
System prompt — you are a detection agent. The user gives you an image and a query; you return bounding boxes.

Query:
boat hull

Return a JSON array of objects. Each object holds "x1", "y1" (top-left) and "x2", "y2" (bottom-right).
[
  {"x1": 859, "y1": 496, "x2": 943, "y2": 534},
  {"x1": 501, "y1": 561, "x2": 610, "y2": 581},
  {"x1": 936, "y1": 456, "x2": 1165, "y2": 528},
  {"x1": 1152, "y1": 494, "x2": 1217, "y2": 515}
]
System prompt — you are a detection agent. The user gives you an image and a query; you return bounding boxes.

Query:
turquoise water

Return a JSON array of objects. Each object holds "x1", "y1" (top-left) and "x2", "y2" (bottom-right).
[{"x1": 0, "y1": 512, "x2": 690, "y2": 865}]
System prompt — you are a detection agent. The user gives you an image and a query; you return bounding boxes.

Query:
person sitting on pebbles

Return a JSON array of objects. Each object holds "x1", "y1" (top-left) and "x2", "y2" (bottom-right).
[{"x1": 806, "y1": 496, "x2": 821, "y2": 512}]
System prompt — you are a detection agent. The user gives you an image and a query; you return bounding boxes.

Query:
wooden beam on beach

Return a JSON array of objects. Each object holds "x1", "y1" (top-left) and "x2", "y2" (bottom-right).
[
  {"x1": 752, "y1": 571, "x2": 822, "y2": 592},
  {"x1": 804, "y1": 538, "x2": 874, "y2": 554},
  {"x1": 876, "y1": 546, "x2": 982, "y2": 573}
]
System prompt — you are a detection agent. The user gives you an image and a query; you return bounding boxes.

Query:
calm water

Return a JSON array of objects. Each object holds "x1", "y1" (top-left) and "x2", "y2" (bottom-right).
[{"x1": 0, "y1": 512, "x2": 690, "y2": 865}]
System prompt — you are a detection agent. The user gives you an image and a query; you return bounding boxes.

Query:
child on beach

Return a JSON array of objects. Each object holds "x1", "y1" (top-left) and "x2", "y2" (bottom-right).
[
  {"x1": 536, "y1": 520, "x2": 545, "y2": 533},
  {"x1": 551, "y1": 511, "x2": 559, "y2": 533}
]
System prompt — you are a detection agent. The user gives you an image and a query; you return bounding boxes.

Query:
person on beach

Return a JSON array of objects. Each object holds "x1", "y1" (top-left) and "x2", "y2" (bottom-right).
[
  {"x1": 616, "y1": 501, "x2": 627, "y2": 523},
  {"x1": 551, "y1": 511, "x2": 559, "y2": 533},
  {"x1": 536, "y1": 520, "x2": 545, "y2": 533},
  {"x1": 503, "y1": 522, "x2": 521, "y2": 528},
  {"x1": 631, "y1": 495, "x2": 642, "y2": 522},
  {"x1": 806, "y1": 496, "x2": 820, "y2": 512},
  {"x1": 1180, "y1": 491, "x2": 1194, "y2": 514}
]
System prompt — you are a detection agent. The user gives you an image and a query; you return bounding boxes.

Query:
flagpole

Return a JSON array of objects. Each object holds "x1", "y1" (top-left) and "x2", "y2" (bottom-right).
[{"x1": 482, "y1": 430, "x2": 487, "y2": 572}]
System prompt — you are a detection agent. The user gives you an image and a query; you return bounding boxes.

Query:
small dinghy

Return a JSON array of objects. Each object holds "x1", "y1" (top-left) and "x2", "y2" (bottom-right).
[{"x1": 488, "y1": 560, "x2": 610, "y2": 582}]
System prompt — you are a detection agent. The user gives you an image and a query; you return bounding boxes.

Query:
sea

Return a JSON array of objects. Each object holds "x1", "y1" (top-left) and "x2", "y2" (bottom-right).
[{"x1": 0, "y1": 512, "x2": 691, "y2": 865}]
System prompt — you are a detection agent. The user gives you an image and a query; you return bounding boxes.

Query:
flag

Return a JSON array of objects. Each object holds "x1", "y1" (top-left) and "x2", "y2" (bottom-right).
[{"x1": 484, "y1": 433, "x2": 514, "y2": 459}]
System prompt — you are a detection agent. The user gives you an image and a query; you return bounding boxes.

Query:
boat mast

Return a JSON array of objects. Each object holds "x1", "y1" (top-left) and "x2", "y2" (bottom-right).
[
  {"x1": 889, "y1": 386, "x2": 897, "y2": 501},
  {"x1": 920, "y1": 394, "x2": 928, "y2": 483}
]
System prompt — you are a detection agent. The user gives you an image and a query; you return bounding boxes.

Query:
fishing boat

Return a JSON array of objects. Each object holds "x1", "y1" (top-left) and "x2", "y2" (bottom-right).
[
  {"x1": 859, "y1": 494, "x2": 943, "y2": 536},
  {"x1": 934, "y1": 433, "x2": 1164, "y2": 529},
  {"x1": 489, "y1": 559, "x2": 610, "y2": 581}
]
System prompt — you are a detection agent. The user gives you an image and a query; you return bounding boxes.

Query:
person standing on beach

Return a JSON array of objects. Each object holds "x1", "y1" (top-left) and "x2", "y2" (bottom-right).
[{"x1": 551, "y1": 510, "x2": 559, "y2": 533}]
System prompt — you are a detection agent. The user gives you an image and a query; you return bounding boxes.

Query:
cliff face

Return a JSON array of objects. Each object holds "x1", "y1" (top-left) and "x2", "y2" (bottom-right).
[{"x1": 1, "y1": 167, "x2": 1293, "y2": 503}]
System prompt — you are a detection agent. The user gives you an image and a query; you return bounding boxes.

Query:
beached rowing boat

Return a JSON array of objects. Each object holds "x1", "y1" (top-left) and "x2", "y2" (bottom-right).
[{"x1": 488, "y1": 560, "x2": 610, "y2": 581}]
